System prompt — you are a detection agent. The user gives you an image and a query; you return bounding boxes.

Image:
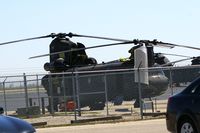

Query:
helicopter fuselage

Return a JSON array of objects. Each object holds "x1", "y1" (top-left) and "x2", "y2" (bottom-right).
[{"x1": 42, "y1": 60, "x2": 169, "y2": 110}]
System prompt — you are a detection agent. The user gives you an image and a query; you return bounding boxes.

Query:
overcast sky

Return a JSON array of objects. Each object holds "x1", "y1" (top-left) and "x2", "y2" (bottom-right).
[{"x1": 0, "y1": 0, "x2": 200, "y2": 75}]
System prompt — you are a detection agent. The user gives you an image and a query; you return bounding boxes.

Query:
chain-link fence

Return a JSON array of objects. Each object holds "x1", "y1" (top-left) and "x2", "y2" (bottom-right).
[{"x1": 0, "y1": 65, "x2": 199, "y2": 121}]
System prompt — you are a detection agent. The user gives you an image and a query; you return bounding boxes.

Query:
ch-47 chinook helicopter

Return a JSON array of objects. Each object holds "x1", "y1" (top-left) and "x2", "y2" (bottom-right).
[{"x1": 1, "y1": 32, "x2": 200, "y2": 111}]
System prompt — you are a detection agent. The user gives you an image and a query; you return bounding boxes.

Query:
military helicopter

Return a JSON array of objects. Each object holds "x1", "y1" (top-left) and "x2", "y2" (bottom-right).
[{"x1": 0, "y1": 32, "x2": 200, "y2": 111}]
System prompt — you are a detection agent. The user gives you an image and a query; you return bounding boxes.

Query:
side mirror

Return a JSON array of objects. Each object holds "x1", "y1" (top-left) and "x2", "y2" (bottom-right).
[{"x1": 0, "y1": 107, "x2": 4, "y2": 114}]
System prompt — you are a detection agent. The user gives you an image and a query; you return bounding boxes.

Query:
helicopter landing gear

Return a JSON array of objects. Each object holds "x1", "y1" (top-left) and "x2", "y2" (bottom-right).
[
  {"x1": 89, "y1": 101, "x2": 105, "y2": 111},
  {"x1": 47, "y1": 98, "x2": 59, "y2": 113},
  {"x1": 134, "y1": 99, "x2": 140, "y2": 108}
]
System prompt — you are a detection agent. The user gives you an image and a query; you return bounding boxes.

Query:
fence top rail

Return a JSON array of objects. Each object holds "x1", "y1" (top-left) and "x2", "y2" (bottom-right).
[
  {"x1": 0, "y1": 73, "x2": 47, "y2": 79},
  {"x1": 0, "y1": 65, "x2": 200, "y2": 78}
]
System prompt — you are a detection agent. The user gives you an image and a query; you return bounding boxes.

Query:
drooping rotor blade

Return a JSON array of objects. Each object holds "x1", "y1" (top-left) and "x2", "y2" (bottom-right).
[
  {"x1": 29, "y1": 41, "x2": 136, "y2": 59},
  {"x1": 2, "y1": 31, "x2": 200, "y2": 51},
  {"x1": 160, "y1": 42, "x2": 200, "y2": 51},
  {"x1": 0, "y1": 32, "x2": 131, "y2": 46},
  {"x1": 156, "y1": 53, "x2": 191, "y2": 58},
  {"x1": 144, "y1": 40, "x2": 200, "y2": 51},
  {"x1": 0, "y1": 33, "x2": 58, "y2": 46},
  {"x1": 67, "y1": 33, "x2": 198, "y2": 49},
  {"x1": 68, "y1": 33, "x2": 200, "y2": 50},
  {"x1": 161, "y1": 56, "x2": 200, "y2": 67},
  {"x1": 139, "y1": 40, "x2": 174, "y2": 48},
  {"x1": 66, "y1": 32, "x2": 131, "y2": 42},
  {"x1": 70, "y1": 35, "x2": 200, "y2": 51},
  {"x1": 161, "y1": 58, "x2": 191, "y2": 67}
]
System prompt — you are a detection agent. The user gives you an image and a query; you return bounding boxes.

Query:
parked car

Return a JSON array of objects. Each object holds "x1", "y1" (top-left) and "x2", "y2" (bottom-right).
[
  {"x1": 0, "y1": 107, "x2": 36, "y2": 133},
  {"x1": 166, "y1": 76, "x2": 200, "y2": 133}
]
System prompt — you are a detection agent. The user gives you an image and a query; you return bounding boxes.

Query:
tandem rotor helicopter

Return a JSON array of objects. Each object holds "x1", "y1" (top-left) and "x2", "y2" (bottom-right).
[{"x1": 0, "y1": 32, "x2": 200, "y2": 111}]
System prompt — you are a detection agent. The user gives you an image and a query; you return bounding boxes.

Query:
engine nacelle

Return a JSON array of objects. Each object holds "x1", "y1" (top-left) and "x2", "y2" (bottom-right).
[{"x1": 44, "y1": 58, "x2": 69, "y2": 72}]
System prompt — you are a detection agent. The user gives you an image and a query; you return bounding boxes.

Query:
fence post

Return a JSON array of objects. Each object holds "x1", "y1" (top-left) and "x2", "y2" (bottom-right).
[
  {"x1": 154, "y1": 98, "x2": 157, "y2": 112},
  {"x1": 137, "y1": 68, "x2": 143, "y2": 120},
  {"x1": 29, "y1": 98, "x2": 33, "y2": 107},
  {"x1": 104, "y1": 72, "x2": 109, "y2": 116},
  {"x1": 72, "y1": 71, "x2": 77, "y2": 121},
  {"x1": 75, "y1": 70, "x2": 81, "y2": 116},
  {"x1": 48, "y1": 74, "x2": 54, "y2": 115},
  {"x1": 23, "y1": 73, "x2": 29, "y2": 116},
  {"x1": 169, "y1": 68, "x2": 173, "y2": 95},
  {"x1": 3, "y1": 77, "x2": 7, "y2": 115},
  {"x1": 62, "y1": 74, "x2": 67, "y2": 114},
  {"x1": 36, "y1": 75, "x2": 41, "y2": 109},
  {"x1": 41, "y1": 97, "x2": 45, "y2": 114}
]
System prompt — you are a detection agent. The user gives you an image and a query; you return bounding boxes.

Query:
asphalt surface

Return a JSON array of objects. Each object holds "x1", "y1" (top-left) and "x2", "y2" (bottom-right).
[{"x1": 36, "y1": 119, "x2": 169, "y2": 133}]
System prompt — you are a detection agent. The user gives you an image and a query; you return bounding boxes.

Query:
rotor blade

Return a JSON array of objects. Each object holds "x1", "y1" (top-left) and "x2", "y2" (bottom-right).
[
  {"x1": 161, "y1": 57, "x2": 194, "y2": 67},
  {"x1": 152, "y1": 40, "x2": 200, "y2": 51},
  {"x1": 29, "y1": 41, "x2": 135, "y2": 59},
  {"x1": 72, "y1": 35, "x2": 200, "y2": 50},
  {"x1": 0, "y1": 32, "x2": 131, "y2": 45},
  {"x1": 66, "y1": 32, "x2": 131, "y2": 42},
  {"x1": 140, "y1": 40, "x2": 174, "y2": 48},
  {"x1": 156, "y1": 53, "x2": 191, "y2": 58},
  {"x1": 0, "y1": 34, "x2": 54, "y2": 45},
  {"x1": 68, "y1": 33, "x2": 175, "y2": 48},
  {"x1": 161, "y1": 43, "x2": 200, "y2": 50}
]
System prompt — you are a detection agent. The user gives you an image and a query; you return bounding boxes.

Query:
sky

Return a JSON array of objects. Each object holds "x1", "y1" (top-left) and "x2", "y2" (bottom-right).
[{"x1": 0, "y1": 0, "x2": 200, "y2": 75}]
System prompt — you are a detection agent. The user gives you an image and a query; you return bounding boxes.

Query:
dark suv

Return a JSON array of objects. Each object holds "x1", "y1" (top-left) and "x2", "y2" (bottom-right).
[{"x1": 166, "y1": 76, "x2": 200, "y2": 133}]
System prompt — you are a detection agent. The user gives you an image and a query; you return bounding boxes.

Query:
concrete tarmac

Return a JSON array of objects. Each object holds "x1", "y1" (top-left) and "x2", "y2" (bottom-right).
[{"x1": 36, "y1": 118, "x2": 169, "y2": 133}]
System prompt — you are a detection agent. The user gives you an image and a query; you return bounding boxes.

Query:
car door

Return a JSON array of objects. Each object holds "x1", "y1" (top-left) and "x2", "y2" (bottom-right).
[{"x1": 189, "y1": 83, "x2": 200, "y2": 128}]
